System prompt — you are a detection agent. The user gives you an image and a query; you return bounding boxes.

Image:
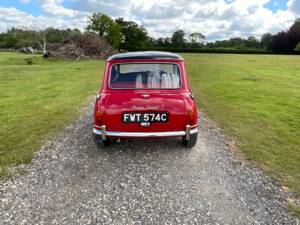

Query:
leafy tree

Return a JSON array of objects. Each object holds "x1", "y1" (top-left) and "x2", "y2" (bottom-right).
[
  {"x1": 116, "y1": 18, "x2": 149, "y2": 49},
  {"x1": 245, "y1": 36, "x2": 260, "y2": 48},
  {"x1": 105, "y1": 23, "x2": 122, "y2": 49},
  {"x1": 171, "y1": 30, "x2": 186, "y2": 47},
  {"x1": 44, "y1": 28, "x2": 80, "y2": 44},
  {"x1": 205, "y1": 42, "x2": 215, "y2": 48},
  {"x1": 295, "y1": 42, "x2": 300, "y2": 51},
  {"x1": 267, "y1": 19, "x2": 300, "y2": 52},
  {"x1": 87, "y1": 13, "x2": 122, "y2": 48},
  {"x1": 229, "y1": 37, "x2": 242, "y2": 47},
  {"x1": 268, "y1": 31, "x2": 292, "y2": 52},
  {"x1": 0, "y1": 33, "x2": 17, "y2": 48},
  {"x1": 288, "y1": 18, "x2": 300, "y2": 50},
  {"x1": 5, "y1": 28, "x2": 39, "y2": 49},
  {"x1": 146, "y1": 37, "x2": 156, "y2": 47},
  {"x1": 156, "y1": 38, "x2": 165, "y2": 47},
  {"x1": 87, "y1": 13, "x2": 114, "y2": 37},
  {"x1": 261, "y1": 33, "x2": 273, "y2": 49},
  {"x1": 190, "y1": 32, "x2": 205, "y2": 43}
]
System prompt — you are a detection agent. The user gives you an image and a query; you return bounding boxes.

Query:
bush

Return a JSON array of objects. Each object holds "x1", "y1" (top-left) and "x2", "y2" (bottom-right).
[
  {"x1": 70, "y1": 32, "x2": 113, "y2": 55},
  {"x1": 126, "y1": 46, "x2": 272, "y2": 54},
  {"x1": 295, "y1": 42, "x2": 300, "y2": 52},
  {"x1": 25, "y1": 58, "x2": 33, "y2": 65},
  {"x1": 126, "y1": 46, "x2": 300, "y2": 55}
]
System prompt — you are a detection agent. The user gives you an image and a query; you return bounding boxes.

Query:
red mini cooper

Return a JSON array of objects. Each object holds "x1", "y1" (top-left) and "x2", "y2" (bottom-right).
[{"x1": 93, "y1": 51, "x2": 198, "y2": 148}]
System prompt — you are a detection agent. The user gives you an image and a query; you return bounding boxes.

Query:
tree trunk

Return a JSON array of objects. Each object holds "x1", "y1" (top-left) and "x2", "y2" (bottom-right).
[{"x1": 43, "y1": 32, "x2": 47, "y2": 54}]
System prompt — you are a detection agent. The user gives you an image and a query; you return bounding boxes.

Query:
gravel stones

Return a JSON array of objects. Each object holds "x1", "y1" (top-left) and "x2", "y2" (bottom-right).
[{"x1": 0, "y1": 103, "x2": 298, "y2": 224}]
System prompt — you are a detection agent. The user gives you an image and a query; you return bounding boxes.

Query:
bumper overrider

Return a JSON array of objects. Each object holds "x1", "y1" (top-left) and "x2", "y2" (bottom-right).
[{"x1": 93, "y1": 124, "x2": 199, "y2": 141}]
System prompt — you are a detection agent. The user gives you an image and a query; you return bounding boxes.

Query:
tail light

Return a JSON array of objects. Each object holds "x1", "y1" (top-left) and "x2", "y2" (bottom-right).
[
  {"x1": 94, "y1": 93, "x2": 104, "y2": 125},
  {"x1": 187, "y1": 105, "x2": 198, "y2": 125},
  {"x1": 95, "y1": 110, "x2": 104, "y2": 124}
]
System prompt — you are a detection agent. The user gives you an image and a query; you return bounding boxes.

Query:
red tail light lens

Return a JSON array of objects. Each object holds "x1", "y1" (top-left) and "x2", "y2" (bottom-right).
[
  {"x1": 187, "y1": 107, "x2": 197, "y2": 125},
  {"x1": 94, "y1": 96, "x2": 104, "y2": 125},
  {"x1": 95, "y1": 111, "x2": 103, "y2": 123}
]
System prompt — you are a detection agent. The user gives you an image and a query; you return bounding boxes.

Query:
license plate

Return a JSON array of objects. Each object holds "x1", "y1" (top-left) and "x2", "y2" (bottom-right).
[{"x1": 123, "y1": 112, "x2": 168, "y2": 123}]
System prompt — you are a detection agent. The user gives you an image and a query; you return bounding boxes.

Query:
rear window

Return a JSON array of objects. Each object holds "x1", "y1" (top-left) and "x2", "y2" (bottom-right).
[{"x1": 109, "y1": 63, "x2": 181, "y2": 89}]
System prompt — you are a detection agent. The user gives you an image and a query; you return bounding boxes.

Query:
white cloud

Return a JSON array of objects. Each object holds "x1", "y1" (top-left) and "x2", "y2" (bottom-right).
[
  {"x1": 0, "y1": 7, "x2": 88, "y2": 33},
  {"x1": 288, "y1": 0, "x2": 300, "y2": 15},
  {"x1": 34, "y1": 0, "x2": 85, "y2": 17},
  {"x1": 1, "y1": 0, "x2": 299, "y2": 40}
]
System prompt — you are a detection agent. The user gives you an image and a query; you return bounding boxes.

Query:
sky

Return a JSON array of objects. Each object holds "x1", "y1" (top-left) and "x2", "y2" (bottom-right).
[{"x1": 0, "y1": 0, "x2": 299, "y2": 41}]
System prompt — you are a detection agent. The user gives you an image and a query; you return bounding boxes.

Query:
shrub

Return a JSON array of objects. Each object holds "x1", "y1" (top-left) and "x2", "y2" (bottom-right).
[
  {"x1": 25, "y1": 58, "x2": 33, "y2": 65},
  {"x1": 126, "y1": 46, "x2": 300, "y2": 55},
  {"x1": 126, "y1": 46, "x2": 272, "y2": 54},
  {"x1": 295, "y1": 42, "x2": 300, "y2": 52}
]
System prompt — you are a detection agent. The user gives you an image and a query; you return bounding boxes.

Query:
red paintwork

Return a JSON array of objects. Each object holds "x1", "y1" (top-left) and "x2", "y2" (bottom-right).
[{"x1": 94, "y1": 58, "x2": 198, "y2": 137}]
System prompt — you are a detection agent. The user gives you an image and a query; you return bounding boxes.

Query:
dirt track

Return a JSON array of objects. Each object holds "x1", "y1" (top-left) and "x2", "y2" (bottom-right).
[{"x1": 0, "y1": 103, "x2": 298, "y2": 224}]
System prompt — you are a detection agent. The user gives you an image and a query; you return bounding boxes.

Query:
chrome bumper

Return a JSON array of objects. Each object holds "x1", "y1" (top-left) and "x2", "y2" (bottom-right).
[{"x1": 93, "y1": 125, "x2": 198, "y2": 141}]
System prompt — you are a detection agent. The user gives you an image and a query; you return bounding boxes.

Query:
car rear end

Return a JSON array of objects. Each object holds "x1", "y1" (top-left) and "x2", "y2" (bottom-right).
[{"x1": 93, "y1": 52, "x2": 198, "y2": 147}]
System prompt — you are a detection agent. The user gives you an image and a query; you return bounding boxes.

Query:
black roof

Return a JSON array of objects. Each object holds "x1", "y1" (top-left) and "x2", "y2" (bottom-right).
[{"x1": 107, "y1": 51, "x2": 183, "y2": 61}]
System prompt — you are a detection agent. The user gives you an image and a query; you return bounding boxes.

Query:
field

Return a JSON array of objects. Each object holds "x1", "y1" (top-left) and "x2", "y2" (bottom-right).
[
  {"x1": 183, "y1": 53, "x2": 300, "y2": 213},
  {"x1": 0, "y1": 52, "x2": 299, "y2": 213},
  {"x1": 0, "y1": 52, "x2": 105, "y2": 178}
]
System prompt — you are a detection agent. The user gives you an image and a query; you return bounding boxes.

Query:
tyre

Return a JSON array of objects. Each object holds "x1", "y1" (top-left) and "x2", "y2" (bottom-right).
[
  {"x1": 93, "y1": 134, "x2": 110, "y2": 148},
  {"x1": 182, "y1": 133, "x2": 198, "y2": 148}
]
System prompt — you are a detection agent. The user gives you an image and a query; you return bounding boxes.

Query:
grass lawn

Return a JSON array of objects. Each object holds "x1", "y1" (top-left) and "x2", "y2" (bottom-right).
[
  {"x1": 0, "y1": 52, "x2": 299, "y2": 214},
  {"x1": 183, "y1": 53, "x2": 300, "y2": 215},
  {"x1": 0, "y1": 52, "x2": 104, "y2": 178}
]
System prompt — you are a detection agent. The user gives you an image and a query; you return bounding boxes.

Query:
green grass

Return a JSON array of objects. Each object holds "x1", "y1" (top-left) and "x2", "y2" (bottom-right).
[
  {"x1": 0, "y1": 52, "x2": 104, "y2": 178},
  {"x1": 183, "y1": 53, "x2": 300, "y2": 201}
]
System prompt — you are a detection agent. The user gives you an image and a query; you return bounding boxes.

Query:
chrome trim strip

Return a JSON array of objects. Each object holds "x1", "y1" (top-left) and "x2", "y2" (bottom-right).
[
  {"x1": 186, "y1": 125, "x2": 191, "y2": 140},
  {"x1": 101, "y1": 125, "x2": 107, "y2": 140},
  {"x1": 190, "y1": 128, "x2": 199, "y2": 134},
  {"x1": 93, "y1": 127, "x2": 198, "y2": 138}
]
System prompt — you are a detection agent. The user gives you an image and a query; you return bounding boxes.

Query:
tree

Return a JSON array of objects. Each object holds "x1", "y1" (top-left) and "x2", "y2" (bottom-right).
[
  {"x1": 87, "y1": 13, "x2": 114, "y2": 37},
  {"x1": 268, "y1": 31, "x2": 292, "y2": 52},
  {"x1": 116, "y1": 18, "x2": 149, "y2": 49},
  {"x1": 268, "y1": 19, "x2": 300, "y2": 52},
  {"x1": 295, "y1": 42, "x2": 300, "y2": 51},
  {"x1": 0, "y1": 32, "x2": 17, "y2": 48},
  {"x1": 229, "y1": 37, "x2": 242, "y2": 47},
  {"x1": 87, "y1": 13, "x2": 122, "y2": 49},
  {"x1": 171, "y1": 30, "x2": 186, "y2": 47},
  {"x1": 0, "y1": 28, "x2": 40, "y2": 49},
  {"x1": 190, "y1": 32, "x2": 205, "y2": 43},
  {"x1": 287, "y1": 18, "x2": 300, "y2": 51},
  {"x1": 261, "y1": 33, "x2": 273, "y2": 49},
  {"x1": 245, "y1": 36, "x2": 260, "y2": 48},
  {"x1": 37, "y1": 28, "x2": 50, "y2": 54},
  {"x1": 105, "y1": 23, "x2": 122, "y2": 49}
]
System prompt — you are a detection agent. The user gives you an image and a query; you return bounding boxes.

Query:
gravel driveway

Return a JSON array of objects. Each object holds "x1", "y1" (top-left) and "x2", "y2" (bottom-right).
[{"x1": 0, "y1": 103, "x2": 298, "y2": 225}]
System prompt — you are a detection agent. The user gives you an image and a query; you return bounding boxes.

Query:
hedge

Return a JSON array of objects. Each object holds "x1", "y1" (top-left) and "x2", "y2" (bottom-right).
[{"x1": 125, "y1": 46, "x2": 300, "y2": 55}]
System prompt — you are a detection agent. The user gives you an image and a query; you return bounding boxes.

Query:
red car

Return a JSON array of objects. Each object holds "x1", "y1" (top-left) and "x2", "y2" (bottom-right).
[{"x1": 93, "y1": 51, "x2": 199, "y2": 148}]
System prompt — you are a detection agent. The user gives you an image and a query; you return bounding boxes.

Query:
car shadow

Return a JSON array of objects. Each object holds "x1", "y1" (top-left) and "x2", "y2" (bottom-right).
[{"x1": 90, "y1": 135, "x2": 192, "y2": 156}]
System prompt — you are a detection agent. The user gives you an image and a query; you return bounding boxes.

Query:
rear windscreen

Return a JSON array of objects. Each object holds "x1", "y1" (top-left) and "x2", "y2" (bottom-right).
[{"x1": 109, "y1": 63, "x2": 181, "y2": 89}]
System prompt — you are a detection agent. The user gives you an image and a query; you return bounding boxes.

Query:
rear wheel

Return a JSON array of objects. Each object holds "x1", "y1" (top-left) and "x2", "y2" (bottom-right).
[
  {"x1": 182, "y1": 133, "x2": 198, "y2": 148},
  {"x1": 94, "y1": 134, "x2": 110, "y2": 148}
]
